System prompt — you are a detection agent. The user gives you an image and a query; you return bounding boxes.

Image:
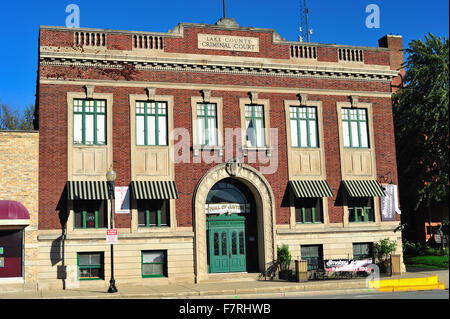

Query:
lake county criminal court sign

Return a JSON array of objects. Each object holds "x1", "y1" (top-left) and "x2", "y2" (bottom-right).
[{"x1": 198, "y1": 34, "x2": 260, "y2": 52}]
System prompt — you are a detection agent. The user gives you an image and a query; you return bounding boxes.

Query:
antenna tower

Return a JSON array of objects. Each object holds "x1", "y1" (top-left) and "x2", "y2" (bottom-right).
[{"x1": 299, "y1": 0, "x2": 313, "y2": 42}]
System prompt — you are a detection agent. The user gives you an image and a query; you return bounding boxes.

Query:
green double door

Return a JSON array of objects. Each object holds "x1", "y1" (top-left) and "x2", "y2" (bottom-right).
[{"x1": 207, "y1": 214, "x2": 246, "y2": 273}]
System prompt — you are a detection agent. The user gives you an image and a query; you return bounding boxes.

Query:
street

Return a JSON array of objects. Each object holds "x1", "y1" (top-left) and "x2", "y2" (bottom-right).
[{"x1": 292, "y1": 289, "x2": 449, "y2": 299}]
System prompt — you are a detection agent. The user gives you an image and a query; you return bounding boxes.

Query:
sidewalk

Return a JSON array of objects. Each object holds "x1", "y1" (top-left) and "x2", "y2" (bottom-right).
[{"x1": 0, "y1": 268, "x2": 447, "y2": 299}]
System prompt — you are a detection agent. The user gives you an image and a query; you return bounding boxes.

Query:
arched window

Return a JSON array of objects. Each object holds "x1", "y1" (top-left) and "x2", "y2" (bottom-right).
[{"x1": 206, "y1": 179, "x2": 248, "y2": 205}]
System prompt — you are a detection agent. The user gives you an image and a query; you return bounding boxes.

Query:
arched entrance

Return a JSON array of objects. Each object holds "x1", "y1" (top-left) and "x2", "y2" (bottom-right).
[
  {"x1": 206, "y1": 178, "x2": 257, "y2": 273},
  {"x1": 193, "y1": 162, "x2": 276, "y2": 282}
]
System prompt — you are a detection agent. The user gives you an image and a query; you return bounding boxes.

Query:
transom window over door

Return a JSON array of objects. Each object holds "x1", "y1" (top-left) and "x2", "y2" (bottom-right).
[
  {"x1": 290, "y1": 106, "x2": 318, "y2": 148},
  {"x1": 73, "y1": 99, "x2": 106, "y2": 145},
  {"x1": 245, "y1": 104, "x2": 265, "y2": 147},
  {"x1": 341, "y1": 108, "x2": 369, "y2": 148},
  {"x1": 136, "y1": 101, "x2": 168, "y2": 146},
  {"x1": 196, "y1": 103, "x2": 218, "y2": 146}
]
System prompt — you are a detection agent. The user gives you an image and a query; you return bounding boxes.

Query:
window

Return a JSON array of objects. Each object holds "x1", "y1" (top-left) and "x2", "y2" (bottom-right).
[
  {"x1": 301, "y1": 245, "x2": 323, "y2": 271},
  {"x1": 136, "y1": 101, "x2": 168, "y2": 146},
  {"x1": 295, "y1": 197, "x2": 323, "y2": 224},
  {"x1": 245, "y1": 104, "x2": 265, "y2": 147},
  {"x1": 77, "y1": 252, "x2": 104, "y2": 280},
  {"x1": 341, "y1": 108, "x2": 369, "y2": 148},
  {"x1": 73, "y1": 99, "x2": 106, "y2": 145},
  {"x1": 196, "y1": 103, "x2": 218, "y2": 146},
  {"x1": 348, "y1": 197, "x2": 374, "y2": 222},
  {"x1": 353, "y1": 243, "x2": 373, "y2": 260},
  {"x1": 74, "y1": 200, "x2": 107, "y2": 229},
  {"x1": 142, "y1": 251, "x2": 166, "y2": 278},
  {"x1": 290, "y1": 106, "x2": 318, "y2": 148},
  {"x1": 137, "y1": 200, "x2": 169, "y2": 228}
]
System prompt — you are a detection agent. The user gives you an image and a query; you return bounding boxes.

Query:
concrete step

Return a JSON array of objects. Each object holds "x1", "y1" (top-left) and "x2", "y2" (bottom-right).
[{"x1": 201, "y1": 272, "x2": 261, "y2": 283}]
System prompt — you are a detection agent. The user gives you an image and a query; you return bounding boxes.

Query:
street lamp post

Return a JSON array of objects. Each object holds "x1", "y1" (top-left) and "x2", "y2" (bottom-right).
[{"x1": 106, "y1": 167, "x2": 118, "y2": 293}]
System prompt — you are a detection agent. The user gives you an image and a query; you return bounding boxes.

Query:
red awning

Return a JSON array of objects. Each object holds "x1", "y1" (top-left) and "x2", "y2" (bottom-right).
[{"x1": 0, "y1": 200, "x2": 30, "y2": 220}]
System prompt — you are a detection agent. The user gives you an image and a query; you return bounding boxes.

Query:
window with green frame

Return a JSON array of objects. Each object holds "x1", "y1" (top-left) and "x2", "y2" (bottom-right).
[
  {"x1": 142, "y1": 251, "x2": 166, "y2": 278},
  {"x1": 196, "y1": 103, "x2": 218, "y2": 146},
  {"x1": 73, "y1": 200, "x2": 106, "y2": 229},
  {"x1": 300, "y1": 245, "x2": 323, "y2": 271},
  {"x1": 353, "y1": 242, "x2": 373, "y2": 260},
  {"x1": 295, "y1": 197, "x2": 323, "y2": 224},
  {"x1": 289, "y1": 106, "x2": 318, "y2": 148},
  {"x1": 137, "y1": 200, "x2": 169, "y2": 228},
  {"x1": 77, "y1": 252, "x2": 104, "y2": 280},
  {"x1": 245, "y1": 104, "x2": 265, "y2": 147},
  {"x1": 136, "y1": 101, "x2": 168, "y2": 146},
  {"x1": 341, "y1": 108, "x2": 369, "y2": 148},
  {"x1": 73, "y1": 99, "x2": 106, "y2": 145},
  {"x1": 348, "y1": 197, "x2": 374, "y2": 222}
]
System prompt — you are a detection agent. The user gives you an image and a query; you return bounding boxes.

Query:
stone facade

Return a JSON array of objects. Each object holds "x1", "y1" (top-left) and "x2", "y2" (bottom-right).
[{"x1": 0, "y1": 131, "x2": 39, "y2": 285}]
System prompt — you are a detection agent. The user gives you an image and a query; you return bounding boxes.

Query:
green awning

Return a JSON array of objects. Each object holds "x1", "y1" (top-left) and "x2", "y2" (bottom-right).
[
  {"x1": 67, "y1": 181, "x2": 109, "y2": 200},
  {"x1": 289, "y1": 180, "x2": 333, "y2": 198},
  {"x1": 131, "y1": 181, "x2": 178, "y2": 200},
  {"x1": 342, "y1": 180, "x2": 385, "y2": 197}
]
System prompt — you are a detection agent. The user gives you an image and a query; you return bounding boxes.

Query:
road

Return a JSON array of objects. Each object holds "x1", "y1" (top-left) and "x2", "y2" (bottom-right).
[{"x1": 292, "y1": 289, "x2": 449, "y2": 299}]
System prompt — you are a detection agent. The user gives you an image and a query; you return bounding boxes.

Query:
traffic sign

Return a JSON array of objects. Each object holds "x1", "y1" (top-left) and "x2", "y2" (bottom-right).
[{"x1": 106, "y1": 229, "x2": 118, "y2": 245}]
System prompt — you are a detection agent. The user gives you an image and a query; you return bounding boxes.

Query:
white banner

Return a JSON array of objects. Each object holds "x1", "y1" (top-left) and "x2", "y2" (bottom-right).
[
  {"x1": 380, "y1": 184, "x2": 401, "y2": 221},
  {"x1": 325, "y1": 258, "x2": 373, "y2": 272},
  {"x1": 114, "y1": 186, "x2": 130, "y2": 214},
  {"x1": 205, "y1": 203, "x2": 250, "y2": 215}
]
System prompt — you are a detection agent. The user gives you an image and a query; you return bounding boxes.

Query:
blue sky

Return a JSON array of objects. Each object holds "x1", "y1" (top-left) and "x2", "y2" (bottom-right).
[{"x1": 0, "y1": 0, "x2": 448, "y2": 114}]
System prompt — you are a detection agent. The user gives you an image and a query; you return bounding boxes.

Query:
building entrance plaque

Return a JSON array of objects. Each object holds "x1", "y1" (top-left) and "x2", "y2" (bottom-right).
[{"x1": 198, "y1": 34, "x2": 259, "y2": 52}]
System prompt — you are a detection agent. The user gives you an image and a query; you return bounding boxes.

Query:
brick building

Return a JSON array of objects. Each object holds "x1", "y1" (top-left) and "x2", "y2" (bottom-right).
[
  {"x1": 35, "y1": 17, "x2": 405, "y2": 289},
  {"x1": 0, "y1": 131, "x2": 39, "y2": 287}
]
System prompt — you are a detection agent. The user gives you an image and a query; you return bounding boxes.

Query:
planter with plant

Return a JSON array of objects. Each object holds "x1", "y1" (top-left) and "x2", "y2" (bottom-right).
[
  {"x1": 374, "y1": 238, "x2": 397, "y2": 275},
  {"x1": 277, "y1": 244, "x2": 292, "y2": 280}
]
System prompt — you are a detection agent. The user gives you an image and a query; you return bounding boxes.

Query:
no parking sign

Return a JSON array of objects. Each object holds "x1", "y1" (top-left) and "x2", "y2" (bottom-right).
[{"x1": 106, "y1": 229, "x2": 118, "y2": 245}]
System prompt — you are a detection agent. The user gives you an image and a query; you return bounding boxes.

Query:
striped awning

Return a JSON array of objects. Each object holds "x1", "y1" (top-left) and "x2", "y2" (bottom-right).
[
  {"x1": 67, "y1": 181, "x2": 110, "y2": 200},
  {"x1": 131, "y1": 181, "x2": 178, "y2": 200},
  {"x1": 342, "y1": 180, "x2": 385, "y2": 197},
  {"x1": 289, "y1": 180, "x2": 334, "y2": 198}
]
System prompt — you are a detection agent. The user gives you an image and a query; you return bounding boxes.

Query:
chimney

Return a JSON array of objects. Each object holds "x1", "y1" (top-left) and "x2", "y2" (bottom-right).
[{"x1": 379, "y1": 35, "x2": 405, "y2": 92}]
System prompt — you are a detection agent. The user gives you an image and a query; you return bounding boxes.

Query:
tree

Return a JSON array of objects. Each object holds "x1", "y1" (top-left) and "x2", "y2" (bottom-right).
[
  {"x1": 393, "y1": 33, "x2": 449, "y2": 213},
  {"x1": 0, "y1": 103, "x2": 35, "y2": 130}
]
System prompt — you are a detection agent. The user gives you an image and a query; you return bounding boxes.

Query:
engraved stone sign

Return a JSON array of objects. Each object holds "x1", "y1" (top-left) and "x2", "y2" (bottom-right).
[{"x1": 198, "y1": 34, "x2": 259, "y2": 52}]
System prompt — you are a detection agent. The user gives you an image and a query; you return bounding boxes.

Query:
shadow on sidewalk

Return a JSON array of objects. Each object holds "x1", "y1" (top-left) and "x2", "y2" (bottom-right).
[{"x1": 405, "y1": 266, "x2": 448, "y2": 273}]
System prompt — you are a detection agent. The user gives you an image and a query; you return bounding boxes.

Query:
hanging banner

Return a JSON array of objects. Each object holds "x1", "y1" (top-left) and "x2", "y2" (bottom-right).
[
  {"x1": 114, "y1": 186, "x2": 130, "y2": 214},
  {"x1": 380, "y1": 184, "x2": 401, "y2": 221},
  {"x1": 324, "y1": 258, "x2": 373, "y2": 272}
]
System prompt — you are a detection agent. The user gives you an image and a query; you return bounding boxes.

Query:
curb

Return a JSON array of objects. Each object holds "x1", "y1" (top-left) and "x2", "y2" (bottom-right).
[{"x1": 369, "y1": 275, "x2": 446, "y2": 292}]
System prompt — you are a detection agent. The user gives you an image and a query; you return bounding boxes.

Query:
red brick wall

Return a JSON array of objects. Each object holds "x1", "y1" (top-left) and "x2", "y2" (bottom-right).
[
  {"x1": 38, "y1": 82, "x2": 399, "y2": 229},
  {"x1": 39, "y1": 27, "x2": 392, "y2": 67},
  {"x1": 364, "y1": 50, "x2": 390, "y2": 66},
  {"x1": 317, "y1": 47, "x2": 338, "y2": 63},
  {"x1": 38, "y1": 26, "x2": 401, "y2": 230},
  {"x1": 165, "y1": 27, "x2": 290, "y2": 60}
]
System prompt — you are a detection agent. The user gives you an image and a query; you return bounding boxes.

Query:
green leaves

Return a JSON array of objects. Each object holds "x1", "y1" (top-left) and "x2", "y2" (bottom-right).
[
  {"x1": 374, "y1": 238, "x2": 397, "y2": 262},
  {"x1": 393, "y1": 33, "x2": 449, "y2": 210},
  {"x1": 277, "y1": 244, "x2": 292, "y2": 272}
]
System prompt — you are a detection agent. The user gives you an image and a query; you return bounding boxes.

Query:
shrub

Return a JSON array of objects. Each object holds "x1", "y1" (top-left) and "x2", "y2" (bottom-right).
[
  {"x1": 277, "y1": 244, "x2": 292, "y2": 272},
  {"x1": 374, "y1": 238, "x2": 397, "y2": 263},
  {"x1": 403, "y1": 241, "x2": 417, "y2": 255}
]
